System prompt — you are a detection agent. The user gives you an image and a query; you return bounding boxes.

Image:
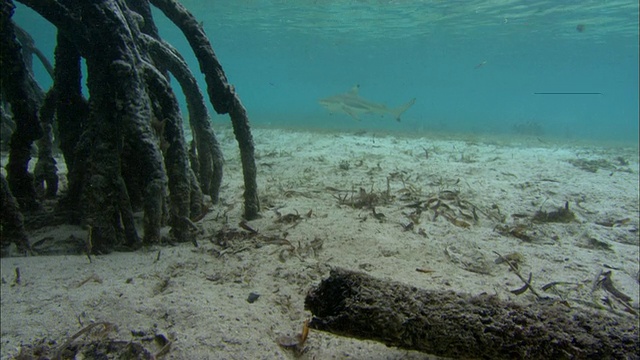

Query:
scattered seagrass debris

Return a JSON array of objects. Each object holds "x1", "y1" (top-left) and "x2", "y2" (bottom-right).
[
  {"x1": 496, "y1": 206, "x2": 587, "y2": 244},
  {"x1": 415, "y1": 267, "x2": 436, "y2": 274},
  {"x1": 595, "y1": 217, "x2": 631, "y2": 227},
  {"x1": 494, "y1": 223, "x2": 536, "y2": 242},
  {"x1": 505, "y1": 266, "x2": 640, "y2": 317},
  {"x1": 495, "y1": 252, "x2": 587, "y2": 303},
  {"x1": 599, "y1": 272, "x2": 633, "y2": 303},
  {"x1": 533, "y1": 201, "x2": 575, "y2": 223},
  {"x1": 273, "y1": 208, "x2": 303, "y2": 226},
  {"x1": 403, "y1": 189, "x2": 503, "y2": 230},
  {"x1": 493, "y1": 222, "x2": 559, "y2": 245},
  {"x1": 493, "y1": 251, "x2": 524, "y2": 269},
  {"x1": 9, "y1": 322, "x2": 171, "y2": 360},
  {"x1": 541, "y1": 280, "x2": 583, "y2": 299},
  {"x1": 74, "y1": 273, "x2": 104, "y2": 288},
  {"x1": 202, "y1": 222, "x2": 323, "y2": 263},
  {"x1": 331, "y1": 186, "x2": 392, "y2": 210},
  {"x1": 445, "y1": 244, "x2": 493, "y2": 275},
  {"x1": 304, "y1": 268, "x2": 639, "y2": 359},
  {"x1": 577, "y1": 236, "x2": 614, "y2": 251},
  {"x1": 450, "y1": 151, "x2": 478, "y2": 163},
  {"x1": 614, "y1": 156, "x2": 630, "y2": 166},
  {"x1": 509, "y1": 272, "x2": 534, "y2": 296},
  {"x1": 270, "y1": 236, "x2": 324, "y2": 263},
  {"x1": 567, "y1": 156, "x2": 632, "y2": 173},
  {"x1": 594, "y1": 270, "x2": 638, "y2": 316},
  {"x1": 329, "y1": 173, "x2": 505, "y2": 231},
  {"x1": 493, "y1": 251, "x2": 542, "y2": 299},
  {"x1": 280, "y1": 188, "x2": 316, "y2": 199}
]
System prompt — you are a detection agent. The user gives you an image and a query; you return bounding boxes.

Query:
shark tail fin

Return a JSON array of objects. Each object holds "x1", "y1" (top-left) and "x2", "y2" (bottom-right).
[{"x1": 393, "y1": 98, "x2": 416, "y2": 122}]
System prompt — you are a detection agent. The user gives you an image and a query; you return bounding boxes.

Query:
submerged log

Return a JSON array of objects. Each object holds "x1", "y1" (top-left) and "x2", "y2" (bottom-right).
[{"x1": 305, "y1": 268, "x2": 639, "y2": 360}]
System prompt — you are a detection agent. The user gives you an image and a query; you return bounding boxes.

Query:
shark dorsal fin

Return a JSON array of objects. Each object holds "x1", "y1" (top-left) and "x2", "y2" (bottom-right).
[{"x1": 349, "y1": 84, "x2": 360, "y2": 95}]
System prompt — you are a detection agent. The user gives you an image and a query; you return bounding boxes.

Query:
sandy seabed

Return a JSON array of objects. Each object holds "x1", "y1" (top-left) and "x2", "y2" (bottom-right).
[{"x1": 1, "y1": 126, "x2": 639, "y2": 359}]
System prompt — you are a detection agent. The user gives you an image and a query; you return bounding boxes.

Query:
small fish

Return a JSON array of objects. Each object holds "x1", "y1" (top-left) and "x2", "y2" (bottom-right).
[
  {"x1": 319, "y1": 85, "x2": 416, "y2": 122},
  {"x1": 474, "y1": 60, "x2": 487, "y2": 69}
]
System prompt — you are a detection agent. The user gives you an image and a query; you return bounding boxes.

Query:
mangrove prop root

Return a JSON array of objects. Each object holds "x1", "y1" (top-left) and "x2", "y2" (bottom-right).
[
  {"x1": 0, "y1": 173, "x2": 31, "y2": 254},
  {"x1": 1, "y1": 1, "x2": 44, "y2": 210},
  {"x1": 305, "y1": 268, "x2": 639, "y2": 360},
  {"x1": 8, "y1": 0, "x2": 259, "y2": 252},
  {"x1": 142, "y1": 33, "x2": 224, "y2": 202},
  {"x1": 150, "y1": 0, "x2": 259, "y2": 219}
]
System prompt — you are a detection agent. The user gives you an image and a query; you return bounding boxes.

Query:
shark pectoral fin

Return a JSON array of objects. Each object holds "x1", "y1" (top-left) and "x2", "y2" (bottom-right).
[
  {"x1": 393, "y1": 98, "x2": 416, "y2": 122},
  {"x1": 343, "y1": 106, "x2": 361, "y2": 121}
]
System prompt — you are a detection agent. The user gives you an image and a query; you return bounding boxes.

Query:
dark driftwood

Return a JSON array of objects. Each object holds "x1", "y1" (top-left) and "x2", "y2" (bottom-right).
[
  {"x1": 150, "y1": 0, "x2": 260, "y2": 219},
  {"x1": 305, "y1": 268, "x2": 639, "y2": 360}
]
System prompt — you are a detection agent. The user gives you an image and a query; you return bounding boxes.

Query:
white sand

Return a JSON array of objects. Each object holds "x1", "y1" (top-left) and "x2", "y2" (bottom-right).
[{"x1": 1, "y1": 127, "x2": 638, "y2": 359}]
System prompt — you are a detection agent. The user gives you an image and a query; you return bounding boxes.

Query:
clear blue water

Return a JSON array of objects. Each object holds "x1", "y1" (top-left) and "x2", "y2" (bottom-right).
[{"x1": 13, "y1": 0, "x2": 640, "y2": 143}]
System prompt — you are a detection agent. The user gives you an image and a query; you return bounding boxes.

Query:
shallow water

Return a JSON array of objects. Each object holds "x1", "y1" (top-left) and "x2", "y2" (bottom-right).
[
  {"x1": 3, "y1": 1, "x2": 639, "y2": 358},
  {"x1": 12, "y1": 0, "x2": 640, "y2": 144}
]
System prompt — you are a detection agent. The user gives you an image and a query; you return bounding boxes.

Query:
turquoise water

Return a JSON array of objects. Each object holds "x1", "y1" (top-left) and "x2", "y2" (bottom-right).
[{"x1": 13, "y1": 0, "x2": 640, "y2": 143}]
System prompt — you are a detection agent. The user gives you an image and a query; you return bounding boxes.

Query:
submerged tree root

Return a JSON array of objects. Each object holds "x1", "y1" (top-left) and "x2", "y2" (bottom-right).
[{"x1": 2, "y1": 0, "x2": 260, "y2": 253}]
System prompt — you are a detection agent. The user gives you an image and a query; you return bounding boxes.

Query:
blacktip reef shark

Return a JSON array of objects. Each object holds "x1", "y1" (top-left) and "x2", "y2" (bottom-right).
[{"x1": 319, "y1": 85, "x2": 416, "y2": 122}]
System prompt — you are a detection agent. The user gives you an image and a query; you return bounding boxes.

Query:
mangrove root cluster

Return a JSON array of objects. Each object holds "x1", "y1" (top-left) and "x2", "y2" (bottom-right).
[{"x1": 0, "y1": 0, "x2": 259, "y2": 254}]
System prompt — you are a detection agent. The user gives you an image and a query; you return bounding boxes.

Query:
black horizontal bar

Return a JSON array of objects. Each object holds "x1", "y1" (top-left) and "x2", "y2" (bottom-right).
[{"x1": 533, "y1": 92, "x2": 603, "y2": 95}]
